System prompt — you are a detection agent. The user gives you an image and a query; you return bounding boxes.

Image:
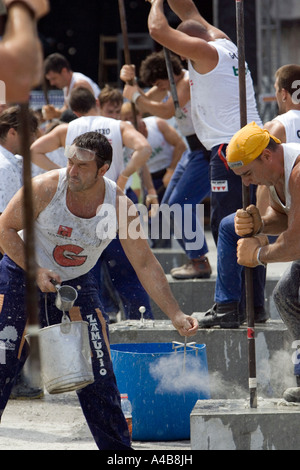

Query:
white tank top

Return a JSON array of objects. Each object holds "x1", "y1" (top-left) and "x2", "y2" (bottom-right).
[
  {"x1": 66, "y1": 115, "x2": 124, "y2": 182},
  {"x1": 144, "y1": 116, "x2": 174, "y2": 173},
  {"x1": 269, "y1": 143, "x2": 300, "y2": 213},
  {"x1": 22, "y1": 169, "x2": 118, "y2": 281},
  {"x1": 174, "y1": 70, "x2": 195, "y2": 137},
  {"x1": 64, "y1": 72, "x2": 101, "y2": 105},
  {"x1": 188, "y1": 38, "x2": 262, "y2": 150},
  {"x1": 272, "y1": 110, "x2": 300, "y2": 144}
]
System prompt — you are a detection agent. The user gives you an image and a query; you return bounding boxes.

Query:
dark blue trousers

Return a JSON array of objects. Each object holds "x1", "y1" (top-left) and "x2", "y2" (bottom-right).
[
  {"x1": 210, "y1": 143, "x2": 257, "y2": 244},
  {"x1": 215, "y1": 213, "x2": 266, "y2": 310},
  {"x1": 161, "y1": 148, "x2": 211, "y2": 258},
  {"x1": 0, "y1": 255, "x2": 132, "y2": 450}
]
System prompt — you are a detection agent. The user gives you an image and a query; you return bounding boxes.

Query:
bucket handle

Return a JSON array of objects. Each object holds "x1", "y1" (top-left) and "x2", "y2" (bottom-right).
[{"x1": 60, "y1": 312, "x2": 71, "y2": 334}]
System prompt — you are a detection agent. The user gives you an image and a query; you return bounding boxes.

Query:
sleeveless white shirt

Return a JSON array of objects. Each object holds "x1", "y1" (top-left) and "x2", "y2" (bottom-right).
[
  {"x1": 188, "y1": 38, "x2": 262, "y2": 150},
  {"x1": 173, "y1": 70, "x2": 195, "y2": 137},
  {"x1": 144, "y1": 116, "x2": 174, "y2": 173},
  {"x1": 269, "y1": 143, "x2": 300, "y2": 213},
  {"x1": 64, "y1": 72, "x2": 101, "y2": 105},
  {"x1": 21, "y1": 169, "x2": 118, "y2": 281},
  {"x1": 66, "y1": 115, "x2": 124, "y2": 182},
  {"x1": 273, "y1": 110, "x2": 300, "y2": 144}
]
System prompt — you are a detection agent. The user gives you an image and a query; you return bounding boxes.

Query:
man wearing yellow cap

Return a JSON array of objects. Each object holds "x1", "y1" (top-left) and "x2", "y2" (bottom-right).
[{"x1": 228, "y1": 121, "x2": 300, "y2": 402}]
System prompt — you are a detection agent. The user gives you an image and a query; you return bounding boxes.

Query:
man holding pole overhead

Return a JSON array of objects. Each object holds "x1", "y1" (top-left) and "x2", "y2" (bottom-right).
[{"x1": 144, "y1": 0, "x2": 264, "y2": 328}]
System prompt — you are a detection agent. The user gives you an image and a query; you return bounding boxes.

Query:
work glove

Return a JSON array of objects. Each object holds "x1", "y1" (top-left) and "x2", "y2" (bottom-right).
[
  {"x1": 235, "y1": 204, "x2": 263, "y2": 237},
  {"x1": 237, "y1": 234, "x2": 269, "y2": 268}
]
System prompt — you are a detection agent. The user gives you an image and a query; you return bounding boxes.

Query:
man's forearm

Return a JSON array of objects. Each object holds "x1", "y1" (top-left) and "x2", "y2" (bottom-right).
[
  {"x1": 122, "y1": 147, "x2": 152, "y2": 178},
  {"x1": 166, "y1": 0, "x2": 200, "y2": 21},
  {"x1": 0, "y1": 227, "x2": 27, "y2": 270},
  {"x1": 31, "y1": 151, "x2": 60, "y2": 170}
]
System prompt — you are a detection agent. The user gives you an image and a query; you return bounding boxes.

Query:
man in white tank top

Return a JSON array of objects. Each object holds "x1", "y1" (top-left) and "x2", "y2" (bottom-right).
[
  {"x1": 42, "y1": 53, "x2": 101, "y2": 120},
  {"x1": 146, "y1": 0, "x2": 262, "y2": 243},
  {"x1": 196, "y1": 65, "x2": 300, "y2": 329},
  {"x1": 228, "y1": 122, "x2": 300, "y2": 403},
  {"x1": 121, "y1": 50, "x2": 212, "y2": 279},
  {"x1": 30, "y1": 87, "x2": 154, "y2": 321},
  {"x1": 0, "y1": 131, "x2": 198, "y2": 448}
]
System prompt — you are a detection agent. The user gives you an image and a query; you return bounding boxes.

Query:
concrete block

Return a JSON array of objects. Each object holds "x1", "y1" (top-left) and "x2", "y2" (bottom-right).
[
  {"x1": 150, "y1": 276, "x2": 280, "y2": 320},
  {"x1": 152, "y1": 248, "x2": 186, "y2": 272},
  {"x1": 190, "y1": 398, "x2": 300, "y2": 450},
  {"x1": 109, "y1": 320, "x2": 294, "y2": 400}
]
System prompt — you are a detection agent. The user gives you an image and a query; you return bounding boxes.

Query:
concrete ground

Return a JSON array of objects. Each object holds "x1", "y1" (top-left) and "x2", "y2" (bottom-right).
[{"x1": 0, "y1": 391, "x2": 192, "y2": 450}]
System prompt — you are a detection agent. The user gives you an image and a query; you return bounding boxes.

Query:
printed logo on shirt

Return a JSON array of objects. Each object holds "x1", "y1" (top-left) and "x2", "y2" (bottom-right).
[
  {"x1": 53, "y1": 244, "x2": 87, "y2": 267},
  {"x1": 0, "y1": 326, "x2": 18, "y2": 363},
  {"x1": 211, "y1": 180, "x2": 228, "y2": 192},
  {"x1": 57, "y1": 225, "x2": 73, "y2": 237}
]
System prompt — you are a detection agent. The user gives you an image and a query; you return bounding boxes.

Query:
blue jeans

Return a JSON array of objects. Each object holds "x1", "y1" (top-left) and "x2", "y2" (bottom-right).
[
  {"x1": 0, "y1": 255, "x2": 132, "y2": 450},
  {"x1": 91, "y1": 236, "x2": 153, "y2": 320},
  {"x1": 273, "y1": 260, "x2": 300, "y2": 376},
  {"x1": 91, "y1": 187, "x2": 153, "y2": 320},
  {"x1": 161, "y1": 148, "x2": 211, "y2": 259},
  {"x1": 215, "y1": 213, "x2": 266, "y2": 310}
]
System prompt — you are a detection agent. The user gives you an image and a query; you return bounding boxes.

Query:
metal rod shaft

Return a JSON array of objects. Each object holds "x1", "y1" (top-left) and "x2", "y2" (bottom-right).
[{"x1": 235, "y1": 0, "x2": 257, "y2": 408}]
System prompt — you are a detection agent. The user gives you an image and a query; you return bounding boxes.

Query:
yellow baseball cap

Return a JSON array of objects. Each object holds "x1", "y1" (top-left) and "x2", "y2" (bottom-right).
[{"x1": 226, "y1": 121, "x2": 281, "y2": 169}]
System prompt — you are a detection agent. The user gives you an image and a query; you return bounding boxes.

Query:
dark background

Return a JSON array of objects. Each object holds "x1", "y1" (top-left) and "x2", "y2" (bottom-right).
[{"x1": 38, "y1": 0, "x2": 257, "y2": 87}]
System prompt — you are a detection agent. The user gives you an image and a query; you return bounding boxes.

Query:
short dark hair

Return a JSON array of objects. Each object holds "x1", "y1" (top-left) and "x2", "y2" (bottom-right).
[
  {"x1": 139, "y1": 50, "x2": 183, "y2": 86},
  {"x1": 266, "y1": 137, "x2": 280, "y2": 151},
  {"x1": 0, "y1": 106, "x2": 38, "y2": 141},
  {"x1": 44, "y1": 53, "x2": 71, "y2": 75},
  {"x1": 69, "y1": 87, "x2": 97, "y2": 114},
  {"x1": 72, "y1": 131, "x2": 112, "y2": 170},
  {"x1": 275, "y1": 64, "x2": 300, "y2": 96}
]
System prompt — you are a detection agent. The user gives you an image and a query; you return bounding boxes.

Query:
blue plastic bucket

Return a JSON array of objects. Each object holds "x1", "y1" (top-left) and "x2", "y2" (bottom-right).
[{"x1": 111, "y1": 342, "x2": 210, "y2": 441}]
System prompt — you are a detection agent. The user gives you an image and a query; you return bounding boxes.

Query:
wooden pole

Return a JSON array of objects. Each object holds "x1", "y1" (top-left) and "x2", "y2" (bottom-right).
[
  {"x1": 235, "y1": 0, "x2": 257, "y2": 408},
  {"x1": 118, "y1": 0, "x2": 138, "y2": 129},
  {"x1": 163, "y1": 47, "x2": 185, "y2": 120}
]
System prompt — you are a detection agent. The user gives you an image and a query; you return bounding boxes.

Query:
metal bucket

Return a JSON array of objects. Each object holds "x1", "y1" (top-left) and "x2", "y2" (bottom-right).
[{"x1": 38, "y1": 316, "x2": 95, "y2": 394}]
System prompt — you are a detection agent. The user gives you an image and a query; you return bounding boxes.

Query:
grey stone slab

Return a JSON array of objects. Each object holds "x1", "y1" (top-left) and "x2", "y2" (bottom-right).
[{"x1": 191, "y1": 398, "x2": 300, "y2": 450}]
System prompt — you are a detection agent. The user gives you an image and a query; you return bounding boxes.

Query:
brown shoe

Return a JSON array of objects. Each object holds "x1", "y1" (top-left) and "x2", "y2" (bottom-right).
[{"x1": 170, "y1": 257, "x2": 212, "y2": 279}]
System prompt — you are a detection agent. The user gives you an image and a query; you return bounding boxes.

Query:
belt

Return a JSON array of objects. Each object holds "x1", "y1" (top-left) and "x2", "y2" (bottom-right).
[{"x1": 186, "y1": 134, "x2": 207, "y2": 152}]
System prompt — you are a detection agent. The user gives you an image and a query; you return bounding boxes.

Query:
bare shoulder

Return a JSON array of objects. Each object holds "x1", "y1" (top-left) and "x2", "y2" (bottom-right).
[
  {"x1": 31, "y1": 169, "x2": 60, "y2": 211},
  {"x1": 264, "y1": 119, "x2": 286, "y2": 142}
]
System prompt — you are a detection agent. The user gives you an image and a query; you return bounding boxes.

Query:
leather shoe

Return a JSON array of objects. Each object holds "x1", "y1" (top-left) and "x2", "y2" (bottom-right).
[
  {"x1": 192, "y1": 302, "x2": 240, "y2": 328},
  {"x1": 170, "y1": 257, "x2": 212, "y2": 279},
  {"x1": 239, "y1": 306, "x2": 270, "y2": 324},
  {"x1": 283, "y1": 376, "x2": 300, "y2": 402}
]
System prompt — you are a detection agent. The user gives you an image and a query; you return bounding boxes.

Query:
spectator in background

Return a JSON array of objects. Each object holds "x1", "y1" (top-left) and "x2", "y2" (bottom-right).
[
  {"x1": 42, "y1": 53, "x2": 101, "y2": 120},
  {"x1": 98, "y1": 84, "x2": 123, "y2": 120}
]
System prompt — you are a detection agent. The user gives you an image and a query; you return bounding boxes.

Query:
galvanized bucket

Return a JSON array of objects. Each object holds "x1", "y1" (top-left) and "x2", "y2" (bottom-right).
[{"x1": 38, "y1": 315, "x2": 94, "y2": 394}]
